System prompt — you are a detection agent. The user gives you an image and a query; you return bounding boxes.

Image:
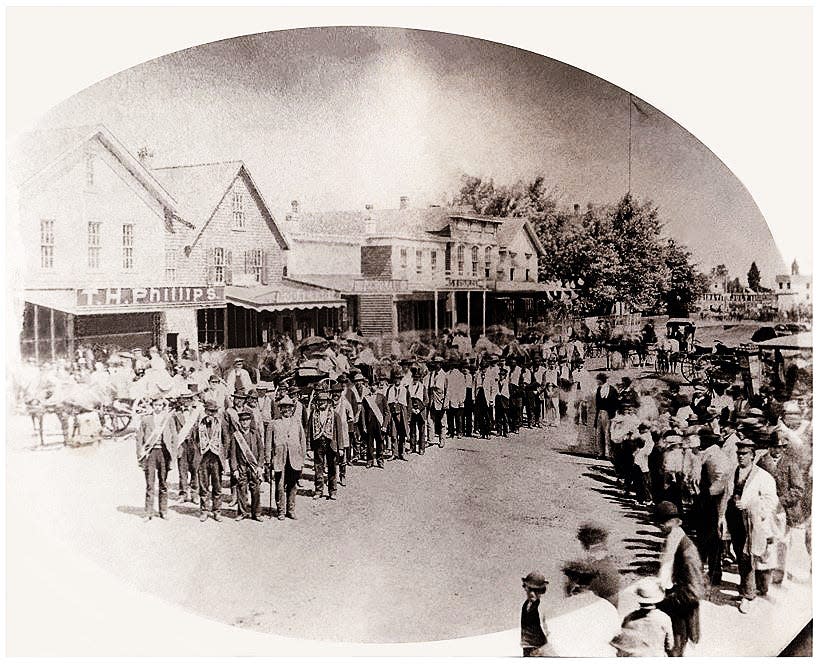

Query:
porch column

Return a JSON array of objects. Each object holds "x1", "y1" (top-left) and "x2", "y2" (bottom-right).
[
  {"x1": 33, "y1": 304, "x2": 39, "y2": 363},
  {"x1": 466, "y1": 290, "x2": 471, "y2": 334},
  {"x1": 433, "y1": 289, "x2": 439, "y2": 337},
  {"x1": 66, "y1": 313, "x2": 76, "y2": 359},
  {"x1": 451, "y1": 292, "x2": 458, "y2": 327},
  {"x1": 482, "y1": 289, "x2": 487, "y2": 336},
  {"x1": 392, "y1": 297, "x2": 399, "y2": 337},
  {"x1": 223, "y1": 306, "x2": 229, "y2": 349},
  {"x1": 49, "y1": 308, "x2": 56, "y2": 360}
]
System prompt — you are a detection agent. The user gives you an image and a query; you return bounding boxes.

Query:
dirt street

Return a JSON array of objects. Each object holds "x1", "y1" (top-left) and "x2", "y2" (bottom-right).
[{"x1": 6, "y1": 405, "x2": 656, "y2": 644}]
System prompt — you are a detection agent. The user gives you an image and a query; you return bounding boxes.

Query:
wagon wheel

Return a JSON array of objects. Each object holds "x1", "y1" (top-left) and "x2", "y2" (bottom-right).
[
  {"x1": 680, "y1": 355, "x2": 707, "y2": 383},
  {"x1": 102, "y1": 410, "x2": 132, "y2": 435}
]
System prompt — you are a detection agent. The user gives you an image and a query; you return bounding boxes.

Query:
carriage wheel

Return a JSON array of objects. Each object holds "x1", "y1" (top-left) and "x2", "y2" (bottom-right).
[{"x1": 680, "y1": 356, "x2": 706, "y2": 383}]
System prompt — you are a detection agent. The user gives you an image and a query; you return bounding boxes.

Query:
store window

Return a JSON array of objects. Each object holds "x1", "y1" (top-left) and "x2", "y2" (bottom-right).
[
  {"x1": 431, "y1": 250, "x2": 438, "y2": 273},
  {"x1": 457, "y1": 244, "x2": 465, "y2": 276},
  {"x1": 213, "y1": 247, "x2": 226, "y2": 283},
  {"x1": 40, "y1": 219, "x2": 54, "y2": 269},
  {"x1": 232, "y1": 191, "x2": 245, "y2": 229},
  {"x1": 484, "y1": 246, "x2": 492, "y2": 278},
  {"x1": 197, "y1": 308, "x2": 225, "y2": 346},
  {"x1": 87, "y1": 222, "x2": 101, "y2": 269}
]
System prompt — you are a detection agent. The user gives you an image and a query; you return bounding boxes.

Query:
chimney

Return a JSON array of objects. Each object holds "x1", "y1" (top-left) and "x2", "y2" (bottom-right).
[
  {"x1": 364, "y1": 204, "x2": 375, "y2": 235},
  {"x1": 573, "y1": 203, "x2": 580, "y2": 214},
  {"x1": 291, "y1": 200, "x2": 300, "y2": 214},
  {"x1": 399, "y1": 196, "x2": 409, "y2": 210}
]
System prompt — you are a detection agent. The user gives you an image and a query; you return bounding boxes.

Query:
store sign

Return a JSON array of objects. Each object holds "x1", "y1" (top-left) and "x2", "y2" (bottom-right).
[
  {"x1": 76, "y1": 286, "x2": 225, "y2": 308},
  {"x1": 446, "y1": 277, "x2": 484, "y2": 289},
  {"x1": 353, "y1": 279, "x2": 409, "y2": 293}
]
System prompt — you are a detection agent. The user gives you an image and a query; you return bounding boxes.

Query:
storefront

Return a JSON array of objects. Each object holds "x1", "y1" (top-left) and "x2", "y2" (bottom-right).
[{"x1": 20, "y1": 285, "x2": 226, "y2": 361}]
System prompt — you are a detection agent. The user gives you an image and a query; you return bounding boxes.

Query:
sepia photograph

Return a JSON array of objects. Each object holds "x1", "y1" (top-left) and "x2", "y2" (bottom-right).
[{"x1": 5, "y1": 6, "x2": 813, "y2": 658}]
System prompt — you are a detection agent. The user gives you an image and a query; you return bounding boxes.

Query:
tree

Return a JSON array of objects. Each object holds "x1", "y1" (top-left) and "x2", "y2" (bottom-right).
[
  {"x1": 747, "y1": 261, "x2": 761, "y2": 291},
  {"x1": 726, "y1": 277, "x2": 743, "y2": 293},
  {"x1": 710, "y1": 264, "x2": 729, "y2": 291},
  {"x1": 662, "y1": 240, "x2": 710, "y2": 316}
]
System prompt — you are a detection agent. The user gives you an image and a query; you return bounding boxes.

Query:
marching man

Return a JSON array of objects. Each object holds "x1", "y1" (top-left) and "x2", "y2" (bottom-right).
[
  {"x1": 136, "y1": 396, "x2": 179, "y2": 521},
  {"x1": 229, "y1": 411, "x2": 265, "y2": 521},
  {"x1": 174, "y1": 391, "x2": 203, "y2": 503},
  {"x1": 268, "y1": 394, "x2": 307, "y2": 520},
  {"x1": 193, "y1": 399, "x2": 229, "y2": 522}
]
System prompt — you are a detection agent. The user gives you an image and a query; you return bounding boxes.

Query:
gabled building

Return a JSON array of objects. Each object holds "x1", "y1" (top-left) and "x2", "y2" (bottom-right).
[
  {"x1": 285, "y1": 198, "x2": 569, "y2": 337},
  {"x1": 775, "y1": 259, "x2": 812, "y2": 317}
]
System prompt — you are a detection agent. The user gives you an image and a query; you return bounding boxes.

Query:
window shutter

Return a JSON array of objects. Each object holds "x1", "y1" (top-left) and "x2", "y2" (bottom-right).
[
  {"x1": 205, "y1": 245, "x2": 214, "y2": 284},
  {"x1": 244, "y1": 250, "x2": 249, "y2": 275},
  {"x1": 261, "y1": 251, "x2": 269, "y2": 285},
  {"x1": 226, "y1": 250, "x2": 233, "y2": 285}
]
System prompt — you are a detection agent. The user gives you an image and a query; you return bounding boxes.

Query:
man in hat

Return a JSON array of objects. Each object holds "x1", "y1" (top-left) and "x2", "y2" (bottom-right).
[
  {"x1": 520, "y1": 571, "x2": 551, "y2": 657},
  {"x1": 661, "y1": 430, "x2": 686, "y2": 518},
  {"x1": 407, "y1": 365, "x2": 427, "y2": 454},
  {"x1": 463, "y1": 359, "x2": 476, "y2": 437},
  {"x1": 360, "y1": 376, "x2": 387, "y2": 468},
  {"x1": 594, "y1": 373, "x2": 619, "y2": 459},
  {"x1": 632, "y1": 421, "x2": 655, "y2": 504},
  {"x1": 347, "y1": 371, "x2": 367, "y2": 461},
  {"x1": 308, "y1": 387, "x2": 341, "y2": 498},
  {"x1": 135, "y1": 396, "x2": 179, "y2": 521},
  {"x1": 724, "y1": 438, "x2": 779, "y2": 613},
  {"x1": 225, "y1": 357, "x2": 255, "y2": 395},
  {"x1": 424, "y1": 357, "x2": 448, "y2": 447},
  {"x1": 174, "y1": 390, "x2": 204, "y2": 503},
  {"x1": 495, "y1": 366, "x2": 511, "y2": 437},
  {"x1": 268, "y1": 394, "x2": 307, "y2": 519},
  {"x1": 229, "y1": 410, "x2": 265, "y2": 521},
  {"x1": 506, "y1": 356, "x2": 523, "y2": 433},
  {"x1": 331, "y1": 379, "x2": 353, "y2": 484},
  {"x1": 193, "y1": 400, "x2": 229, "y2": 522},
  {"x1": 576, "y1": 522, "x2": 622, "y2": 607},
  {"x1": 474, "y1": 359, "x2": 497, "y2": 439},
  {"x1": 756, "y1": 430, "x2": 805, "y2": 585},
  {"x1": 528, "y1": 355, "x2": 545, "y2": 428},
  {"x1": 384, "y1": 370, "x2": 409, "y2": 461},
  {"x1": 611, "y1": 578, "x2": 673, "y2": 657},
  {"x1": 202, "y1": 373, "x2": 230, "y2": 411},
  {"x1": 655, "y1": 501, "x2": 705, "y2": 656}
]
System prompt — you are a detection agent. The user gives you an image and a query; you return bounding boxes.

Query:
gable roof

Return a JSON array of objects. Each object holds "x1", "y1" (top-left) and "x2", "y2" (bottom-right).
[
  {"x1": 9, "y1": 124, "x2": 185, "y2": 225},
  {"x1": 496, "y1": 217, "x2": 545, "y2": 256},
  {"x1": 153, "y1": 161, "x2": 288, "y2": 250}
]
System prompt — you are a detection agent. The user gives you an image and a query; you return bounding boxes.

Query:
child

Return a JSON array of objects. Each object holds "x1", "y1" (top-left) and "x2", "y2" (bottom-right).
[
  {"x1": 520, "y1": 571, "x2": 550, "y2": 657},
  {"x1": 611, "y1": 577, "x2": 674, "y2": 657}
]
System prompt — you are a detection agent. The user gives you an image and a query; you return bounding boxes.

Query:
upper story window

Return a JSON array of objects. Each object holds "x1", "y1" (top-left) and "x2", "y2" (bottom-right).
[
  {"x1": 510, "y1": 267, "x2": 516, "y2": 281},
  {"x1": 457, "y1": 244, "x2": 465, "y2": 276},
  {"x1": 431, "y1": 250, "x2": 438, "y2": 273},
  {"x1": 400, "y1": 247, "x2": 408, "y2": 269},
  {"x1": 471, "y1": 246, "x2": 479, "y2": 276},
  {"x1": 40, "y1": 219, "x2": 54, "y2": 269},
  {"x1": 416, "y1": 249, "x2": 423, "y2": 275},
  {"x1": 165, "y1": 248, "x2": 177, "y2": 282},
  {"x1": 246, "y1": 248, "x2": 263, "y2": 282},
  {"x1": 484, "y1": 246, "x2": 492, "y2": 278},
  {"x1": 213, "y1": 247, "x2": 226, "y2": 283},
  {"x1": 122, "y1": 224, "x2": 134, "y2": 269},
  {"x1": 85, "y1": 150, "x2": 95, "y2": 187},
  {"x1": 87, "y1": 222, "x2": 101, "y2": 269},
  {"x1": 232, "y1": 191, "x2": 246, "y2": 229}
]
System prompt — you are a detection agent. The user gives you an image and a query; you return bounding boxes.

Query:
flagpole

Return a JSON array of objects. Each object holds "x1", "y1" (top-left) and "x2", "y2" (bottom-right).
[{"x1": 628, "y1": 93, "x2": 632, "y2": 194}]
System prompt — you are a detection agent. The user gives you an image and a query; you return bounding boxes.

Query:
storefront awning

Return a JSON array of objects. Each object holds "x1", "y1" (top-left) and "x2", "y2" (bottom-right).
[
  {"x1": 20, "y1": 289, "x2": 80, "y2": 315},
  {"x1": 225, "y1": 280, "x2": 346, "y2": 313}
]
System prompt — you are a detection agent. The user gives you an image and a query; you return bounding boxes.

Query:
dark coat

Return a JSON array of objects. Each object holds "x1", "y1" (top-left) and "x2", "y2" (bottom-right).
[
  {"x1": 657, "y1": 532, "x2": 704, "y2": 653},
  {"x1": 229, "y1": 425, "x2": 265, "y2": 473},
  {"x1": 595, "y1": 385, "x2": 620, "y2": 420},
  {"x1": 307, "y1": 406, "x2": 343, "y2": 452}
]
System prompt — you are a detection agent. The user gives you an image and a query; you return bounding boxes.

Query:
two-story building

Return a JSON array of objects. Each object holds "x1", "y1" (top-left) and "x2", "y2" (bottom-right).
[
  {"x1": 775, "y1": 259, "x2": 812, "y2": 317},
  {"x1": 285, "y1": 198, "x2": 570, "y2": 337},
  {"x1": 12, "y1": 125, "x2": 344, "y2": 360}
]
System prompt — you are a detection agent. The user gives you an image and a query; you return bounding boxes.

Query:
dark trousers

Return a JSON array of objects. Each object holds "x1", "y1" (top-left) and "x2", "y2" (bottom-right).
[
  {"x1": 495, "y1": 396, "x2": 509, "y2": 436},
  {"x1": 143, "y1": 447, "x2": 168, "y2": 515},
  {"x1": 389, "y1": 409, "x2": 407, "y2": 458},
  {"x1": 178, "y1": 440, "x2": 199, "y2": 495},
  {"x1": 525, "y1": 389, "x2": 540, "y2": 426},
  {"x1": 198, "y1": 451, "x2": 222, "y2": 513},
  {"x1": 338, "y1": 446, "x2": 347, "y2": 481},
  {"x1": 313, "y1": 437, "x2": 338, "y2": 496},
  {"x1": 364, "y1": 429, "x2": 384, "y2": 463},
  {"x1": 464, "y1": 390, "x2": 474, "y2": 436},
  {"x1": 430, "y1": 407, "x2": 445, "y2": 439},
  {"x1": 634, "y1": 469, "x2": 653, "y2": 503},
  {"x1": 509, "y1": 386, "x2": 522, "y2": 432},
  {"x1": 409, "y1": 411, "x2": 426, "y2": 452},
  {"x1": 697, "y1": 495, "x2": 724, "y2": 586},
  {"x1": 727, "y1": 506, "x2": 771, "y2": 599},
  {"x1": 446, "y1": 406, "x2": 463, "y2": 438},
  {"x1": 475, "y1": 392, "x2": 493, "y2": 437},
  {"x1": 274, "y1": 463, "x2": 301, "y2": 517},
  {"x1": 236, "y1": 464, "x2": 260, "y2": 517}
]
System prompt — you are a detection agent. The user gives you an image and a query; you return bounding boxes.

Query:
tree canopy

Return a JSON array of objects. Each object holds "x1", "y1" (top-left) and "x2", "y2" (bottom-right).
[{"x1": 454, "y1": 175, "x2": 710, "y2": 316}]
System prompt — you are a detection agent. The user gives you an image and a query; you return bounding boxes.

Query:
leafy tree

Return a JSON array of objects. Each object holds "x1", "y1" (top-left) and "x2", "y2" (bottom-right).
[
  {"x1": 747, "y1": 261, "x2": 761, "y2": 291},
  {"x1": 710, "y1": 264, "x2": 729, "y2": 291},
  {"x1": 662, "y1": 240, "x2": 709, "y2": 316},
  {"x1": 726, "y1": 277, "x2": 743, "y2": 293}
]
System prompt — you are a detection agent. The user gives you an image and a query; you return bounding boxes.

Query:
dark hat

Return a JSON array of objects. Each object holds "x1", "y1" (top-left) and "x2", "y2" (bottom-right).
[
  {"x1": 208, "y1": 374, "x2": 221, "y2": 382},
  {"x1": 596, "y1": 372, "x2": 608, "y2": 382},
  {"x1": 231, "y1": 392, "x2": 249, "y2": 400},
  {"x1": 521, "y1": 571, "x2": 549, "y2": 591},
  {"x1": 577, "y1": 522, "x2": 609, "y2": 548},
  {"x1": 735, "y1": 438, "x2": 757, "y2": 449},
  {"x1": 655, "y1": 501, "x2": 680, "y2": 522},
  {"x1": 203, "y1": 399, "x2": 220, "y2": 412},
  {"x1": 726, "y1": 384, "x2": 744, "y2": 396},
  {"x1": 277, "y1": 394, "x2": 295, "y2": 406},
  {"x1": 238, "y1": 411, "x2": 253, "y2": 420}
]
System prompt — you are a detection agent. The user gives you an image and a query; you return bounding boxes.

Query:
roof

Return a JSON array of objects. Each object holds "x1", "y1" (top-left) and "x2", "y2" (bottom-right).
[
  {"x1": 9, "y1": 124, "x2": 183, "y2": 223},
  {"x1": 496, "y1": 217, "x2": 545, "y2": 256},
  {"x1": 289, "y1": 274, "x2": 362, "y2": 292},
  {"x1": 153, "y1": 162, "x2": 288, "y2": 249},
  {"x1": 225, "y1": 278, "x2": 345, "y2": 312},
  {"x1": 755, "y1": 332, "x2": 812, "y2": 350}
]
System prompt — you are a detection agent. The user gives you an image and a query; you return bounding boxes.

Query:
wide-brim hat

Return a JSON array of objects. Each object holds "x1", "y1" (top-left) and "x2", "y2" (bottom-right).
[
  {"x1": 256, "y1": 381, "x2": 275, "y2": 391},
  {"x1": 233, "y1": 357, "x2": 244, "y2": 364},
  {"x1": 231, "y1": 392, "x2": 249, "y2": 400},
  {"x1": 277, "y1": 394, "x2": 295, "y2": 406},
  {"x1": 634, "y1": 578, "x2": 665, "y2": 604},
  {"x1": 431, "y1": 356, "x2": 445, "y2": 364},
  {"x1": 238, "y1": 411, "x2": 253, "y2": 421},
  {"x1": 522, "y1": 571, "x2": 549, "y2": 591},
  {"x1": 203, "y1": 399, "x2": 220, "y2": 412},
  {"x1": 735, "y1": 437, "x2": 757, "y2": 449},
  {"x1": 783, "y1": 400, "x2": 802, "y2": 415}
]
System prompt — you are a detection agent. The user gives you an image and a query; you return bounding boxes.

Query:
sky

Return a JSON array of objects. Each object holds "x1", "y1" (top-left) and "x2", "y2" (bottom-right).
[{"x1": 37, "y1": 26, "x2": 788, "y2": 285}]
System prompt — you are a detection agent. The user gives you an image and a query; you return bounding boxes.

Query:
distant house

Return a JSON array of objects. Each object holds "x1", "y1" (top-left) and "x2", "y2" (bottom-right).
[{"x1": 775, "y1": 259, "x2": 812, "y2": 318}]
